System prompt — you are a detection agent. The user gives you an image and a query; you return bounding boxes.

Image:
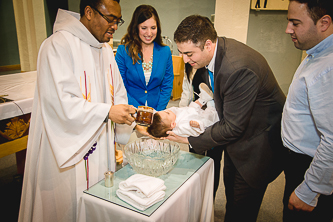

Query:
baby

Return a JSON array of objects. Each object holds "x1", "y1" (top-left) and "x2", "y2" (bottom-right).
[{"x1": 148, "y1": 83, "x2": 219, "y2": 138}]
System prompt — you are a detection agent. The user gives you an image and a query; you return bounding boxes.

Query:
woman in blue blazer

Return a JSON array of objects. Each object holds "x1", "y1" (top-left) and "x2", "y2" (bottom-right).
[{"x1": 115, "y1": 5, "x2": 173, "y2": 111}]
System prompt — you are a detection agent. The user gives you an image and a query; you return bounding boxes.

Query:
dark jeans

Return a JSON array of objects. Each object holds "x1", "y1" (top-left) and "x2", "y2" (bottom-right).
[
  {"x1": 189, "y1": 145, "x2": 224, "y2": 199},
  {"x1": 283, "y1": 149, "x2": 333, "y2": 222},
  {"x1": 223, "y1": 151, "x2": 267, "y2": 222}
]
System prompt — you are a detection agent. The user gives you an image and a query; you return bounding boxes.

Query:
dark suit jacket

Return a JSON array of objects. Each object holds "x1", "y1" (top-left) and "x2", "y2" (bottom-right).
[{"x1": 189, "y1": 37, "x2": 286, "y2": 188}]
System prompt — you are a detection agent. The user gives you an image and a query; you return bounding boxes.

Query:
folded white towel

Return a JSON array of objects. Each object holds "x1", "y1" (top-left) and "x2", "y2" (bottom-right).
[
  {"x1": 116, "y1": 189, "x2": 165, "y2": 211},
  {"x1": 119, "y1": 174, "x2": 166, "y2": 198}
]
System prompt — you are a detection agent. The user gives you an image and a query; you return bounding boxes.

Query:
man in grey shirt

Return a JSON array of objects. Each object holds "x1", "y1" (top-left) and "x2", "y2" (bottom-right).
[{"x1": 282, "y1": 0, "x2": 333, "y2": 221}]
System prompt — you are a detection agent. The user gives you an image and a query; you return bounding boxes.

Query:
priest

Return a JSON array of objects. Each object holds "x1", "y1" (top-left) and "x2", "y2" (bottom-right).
[{"x1": 18, "y1": 0, "x2": 140, "y2": 221}]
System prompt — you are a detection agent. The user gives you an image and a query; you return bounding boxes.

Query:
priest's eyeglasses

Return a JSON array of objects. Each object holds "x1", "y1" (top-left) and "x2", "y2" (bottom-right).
[{"x1": 90, "y1": 6, "x2": 125, "y2": 26}]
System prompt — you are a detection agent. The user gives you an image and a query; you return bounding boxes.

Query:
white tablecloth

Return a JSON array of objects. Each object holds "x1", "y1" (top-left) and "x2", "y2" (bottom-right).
[
  {"x1": 78, "y1": 158, "x2": 214, "y2": 222},
  {"x1": 0, "y1": 71, "x2": 36, "y2": 120}
]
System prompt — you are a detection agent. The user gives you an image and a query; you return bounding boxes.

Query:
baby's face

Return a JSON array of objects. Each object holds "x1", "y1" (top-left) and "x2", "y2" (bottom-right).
[{"x1": 158, "y1": 110, "x2": 176, "y2": 128}]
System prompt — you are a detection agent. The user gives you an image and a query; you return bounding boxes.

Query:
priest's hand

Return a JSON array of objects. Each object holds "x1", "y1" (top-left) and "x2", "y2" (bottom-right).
[
  {"x1": 288, "y1": 191, "x2": 315, "y2": 212},
  {"x1": 134, "y1": 125, "x2": 149, "y2": 136},
  {"x1": 134, "y1": 125, "x2": 160, "y2": 139},
  {"x1": 163, "y1": 131, "x2": 189, "y2": 144},
  {"x1": 109, "y1": 104, "x2": 136, "y2": 125}
]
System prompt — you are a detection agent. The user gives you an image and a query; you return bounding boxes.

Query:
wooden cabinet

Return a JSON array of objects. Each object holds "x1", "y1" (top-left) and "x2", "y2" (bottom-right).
[{"x1": 171, "y1": 55, "x2": 185, "y2": 101}]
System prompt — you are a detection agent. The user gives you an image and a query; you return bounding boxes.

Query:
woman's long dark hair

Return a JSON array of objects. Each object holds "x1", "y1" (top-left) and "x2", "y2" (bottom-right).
[{"x1": 120, "y1": 5, "x2": 165, "y2": 64}]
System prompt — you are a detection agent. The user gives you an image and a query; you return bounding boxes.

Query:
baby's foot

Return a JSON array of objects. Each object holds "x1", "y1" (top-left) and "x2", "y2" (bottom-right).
[{"x1": 190, "y1": 120, "x2": 200, "y2": 128}]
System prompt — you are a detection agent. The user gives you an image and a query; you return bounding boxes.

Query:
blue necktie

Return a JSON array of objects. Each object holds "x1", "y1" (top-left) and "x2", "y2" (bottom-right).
[
  {"x1": 208, "y1": 69, "x2": 215, "y2": 150},
  {"x1": 208, "y1": 70, "x2": 214, "y2": 93}
]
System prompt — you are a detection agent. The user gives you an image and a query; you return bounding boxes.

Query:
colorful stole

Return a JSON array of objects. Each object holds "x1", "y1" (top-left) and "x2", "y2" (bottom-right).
[{"x1": 83, "y1": 58, "x2": 115, "y2": 190}]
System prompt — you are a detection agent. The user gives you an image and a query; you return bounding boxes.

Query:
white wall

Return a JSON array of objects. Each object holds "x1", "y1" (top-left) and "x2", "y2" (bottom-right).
[
  {"x1": 214, "y1": 0, "x2": 301, "y2": 95},
  {"x1": 13, "y1": 0, "x2": 47, "y2": 71},
  {"x1": 246, "y1": 10, "x2": 302, "y2": 94},
  {"x1": 214, "y1": 0, "x2": 251, "y2": 43},
  {"x1": 112, "y1": 0, "x2": 216, "y2": 55}
]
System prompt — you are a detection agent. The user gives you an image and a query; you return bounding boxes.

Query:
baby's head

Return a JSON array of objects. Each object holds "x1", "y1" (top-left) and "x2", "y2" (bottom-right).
[{"x1": 147, "y1": 110, "x2": 176, "y2": 138}]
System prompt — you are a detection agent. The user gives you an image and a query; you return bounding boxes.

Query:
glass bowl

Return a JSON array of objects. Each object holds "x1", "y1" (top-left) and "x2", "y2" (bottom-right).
[{"x1": 123, "y1": 138, "x2": 180, "y2": 177}]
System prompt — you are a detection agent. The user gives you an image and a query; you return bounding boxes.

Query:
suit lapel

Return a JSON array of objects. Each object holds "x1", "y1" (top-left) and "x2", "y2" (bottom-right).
[
  {"x1": 214, "y1": 37, "x2": 225, "y2": 77},
  {"x1": 197, "y1": 68, "x2": 211, "y2": 90},
  {"x1": 213, "y1": 37, "x2": 226, "y2": 116},
  {"x1": 135, "y1": 54, "x2": 147, "y2": 88},
  {"x1": 149, "y1": 42, "x2": 160, "y2": 86}
]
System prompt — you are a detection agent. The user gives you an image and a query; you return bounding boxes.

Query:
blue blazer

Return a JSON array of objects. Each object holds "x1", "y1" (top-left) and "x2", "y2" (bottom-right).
[{"x1": 115, "y1": 42, "x2": 174, "y2": 111}]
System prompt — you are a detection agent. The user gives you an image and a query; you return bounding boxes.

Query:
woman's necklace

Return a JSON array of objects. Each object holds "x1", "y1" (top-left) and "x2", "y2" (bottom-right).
[{"x1": 142, "y1": 54, "x2": 153, "y2": 72}]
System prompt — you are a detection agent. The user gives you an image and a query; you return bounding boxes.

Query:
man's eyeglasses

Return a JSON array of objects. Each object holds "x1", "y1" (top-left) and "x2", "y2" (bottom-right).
[{"x1": 90, "y1": 6, "x2": 125, "y2": 26}]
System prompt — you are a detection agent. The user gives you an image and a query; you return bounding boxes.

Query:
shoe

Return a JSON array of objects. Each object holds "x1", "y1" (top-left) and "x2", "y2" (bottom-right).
[{"x1": 198, "y1": 83, "x2": 213, "y2": 105}]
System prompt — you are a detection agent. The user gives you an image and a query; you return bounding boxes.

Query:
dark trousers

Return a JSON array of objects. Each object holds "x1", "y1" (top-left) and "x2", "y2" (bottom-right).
[
  {"x1": 223, "y1": 151, "x2": 267, "y2": 222},
  {"x1": 189, "y1": 145, "x2": 224, "y2": 199},
  {"x1": 283, "y1": 149, "x2": 333, "y2": 222},
  {"x1": 207, "y1": 145, "x2": 224, "y2": 199}
]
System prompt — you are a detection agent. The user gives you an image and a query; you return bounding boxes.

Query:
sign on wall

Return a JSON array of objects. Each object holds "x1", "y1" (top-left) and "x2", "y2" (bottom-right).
[{"x1": 251, "y1": 0, "x2": 289, "y2": 10}]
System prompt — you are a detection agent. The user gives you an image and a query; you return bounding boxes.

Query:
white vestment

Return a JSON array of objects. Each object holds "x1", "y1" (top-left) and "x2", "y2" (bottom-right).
[
  {"x1": 168, "y1": 102, "x2": 219, "y2": 137},
  {"x1": 18, "y1": 9, "x2": 133, "y2": 222}
]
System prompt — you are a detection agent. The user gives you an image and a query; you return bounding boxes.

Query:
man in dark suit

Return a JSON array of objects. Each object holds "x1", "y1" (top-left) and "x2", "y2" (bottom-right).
[{"x1": 168, "y1": 15, "x2": 286, "y2": 222}]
